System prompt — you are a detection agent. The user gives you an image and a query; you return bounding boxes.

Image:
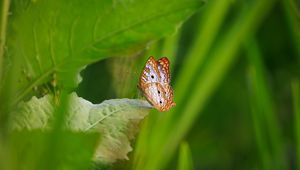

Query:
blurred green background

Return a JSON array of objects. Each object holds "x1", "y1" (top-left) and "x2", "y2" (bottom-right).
[
  {"x1": 1, "y1": 0, "x2": 300, "y2": 169},
  {"x1": 78, "y1": 0, "x2": 300, "y2": 169}
]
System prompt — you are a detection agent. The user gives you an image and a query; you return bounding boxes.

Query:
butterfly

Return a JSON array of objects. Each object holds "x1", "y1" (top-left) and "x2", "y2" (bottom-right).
[{"x1": 138, "y1": 56, "x2": 176, "y2": 112}]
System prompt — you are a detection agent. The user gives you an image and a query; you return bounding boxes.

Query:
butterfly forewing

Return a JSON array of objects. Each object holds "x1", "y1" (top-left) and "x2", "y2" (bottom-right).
[
  {"x1": 157, "y1": 57, "x2": 171, "y2": 84},
  {"x1": 139, "y1": 56, "x2": 161, "y2": 86}
]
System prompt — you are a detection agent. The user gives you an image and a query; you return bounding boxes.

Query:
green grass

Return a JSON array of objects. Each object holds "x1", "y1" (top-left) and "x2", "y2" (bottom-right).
[
  {"x1": 246, "y1": 38, "x2": 284, "y2": 169},
  {"x1": 134, "y1": 0, "x2": 278, "y2": 169}
]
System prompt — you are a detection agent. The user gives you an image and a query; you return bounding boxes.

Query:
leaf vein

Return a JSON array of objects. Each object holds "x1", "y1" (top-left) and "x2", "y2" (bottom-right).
[
  {"x1": 84, "y1": 107, "x2": 126, "y2": 131},
  {"x1": 88, "y1": 4, "x2": 195, "y2": 50}
]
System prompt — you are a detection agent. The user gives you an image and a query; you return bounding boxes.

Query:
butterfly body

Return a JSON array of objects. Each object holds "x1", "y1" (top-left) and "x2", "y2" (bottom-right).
[{"x1": 138, "y1": 56, "x2": 176, "y2": 112}]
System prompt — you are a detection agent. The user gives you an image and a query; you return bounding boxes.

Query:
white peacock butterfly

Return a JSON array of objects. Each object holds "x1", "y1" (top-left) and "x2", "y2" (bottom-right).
[{"x1": 138, "y1": 56, "x2": 176, "y2": 112}]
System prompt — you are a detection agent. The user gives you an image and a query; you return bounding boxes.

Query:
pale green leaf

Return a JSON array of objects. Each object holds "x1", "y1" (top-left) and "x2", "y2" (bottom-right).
[{"x1": 10, "y1": 93, "x2": 152, "y2": 163}]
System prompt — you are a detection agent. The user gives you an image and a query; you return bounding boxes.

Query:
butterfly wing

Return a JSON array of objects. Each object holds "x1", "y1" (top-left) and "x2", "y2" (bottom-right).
[
  {"x1": 157, "y1": 57, "x2": 176, "y2": 111},
  {"x1": 163, "y1": 84, "x2": 176, "y2": 111},
  {"x1": 142, "y1": 83, "x2": 166, "y2": 111},
  {"x1": 139, "y1": 56, "x2": 161, "y2": 87},
  {"x1": 157, "y1": 57, "x2": 171, "y2": 84},
  {"x1": 138, "y1": 56, "x2": 176, "y2": 112}
]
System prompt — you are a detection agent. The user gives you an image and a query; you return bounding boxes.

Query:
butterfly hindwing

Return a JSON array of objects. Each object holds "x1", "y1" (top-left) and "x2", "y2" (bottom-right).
[{"x1": 142, "y1": 83, "x2": 167, "y2": 110}]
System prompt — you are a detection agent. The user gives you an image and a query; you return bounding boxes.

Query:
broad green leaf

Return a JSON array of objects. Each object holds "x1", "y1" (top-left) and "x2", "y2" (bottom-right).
[
  {"x1": 5, "y1": 0, "x2": 204, "y2": 103},
  {"x1": 10, "y1": 93, "x2": 152, "y2": 163}
]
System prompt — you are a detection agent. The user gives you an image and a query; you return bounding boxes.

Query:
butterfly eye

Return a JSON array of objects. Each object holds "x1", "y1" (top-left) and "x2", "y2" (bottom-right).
[
  {"x1": 158, "y1": 90, "x2": 160, "y2": 94},
  {"x1": 159, "y1": 101, "x2": 162, "y2": 104},
  {"x1": 151, "y1": 75, "x2": 154, "y2": 79}
]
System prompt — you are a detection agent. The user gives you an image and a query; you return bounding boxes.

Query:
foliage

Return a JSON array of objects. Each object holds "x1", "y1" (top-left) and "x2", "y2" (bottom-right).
[
  {"x1": 4, "y1": 0, "x2": 203, "y2": 102},
  {"x1": 1, "y1": 0, "x2": 299, "y2": 169},
  {"x1": 10, "y1": 93, "x2": 151, "y2": 163},
  {"x1": 0, "y1": 0, "x2": 203, "y2": 169}
]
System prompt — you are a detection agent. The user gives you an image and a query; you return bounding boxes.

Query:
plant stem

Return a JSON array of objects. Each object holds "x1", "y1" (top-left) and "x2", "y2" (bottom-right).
[{"x1": 0, "y1": 0, "x2": 10, "y2": 81}]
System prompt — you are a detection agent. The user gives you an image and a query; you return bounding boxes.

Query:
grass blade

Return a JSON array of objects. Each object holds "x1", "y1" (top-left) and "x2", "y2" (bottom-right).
[
  {"x1": 178, "y1": 142, "x2": 194, "y2": 170},
  {"x1": 282, "y1": 0, "x2": 300, "y2": 62},
  {"x1": 0, "y1": 0, "x2": 10, "y2": 81},
  {"x1": 249, "y1": 97, "x2": 271, "y2": 170},
  {"x1": 292, "y1": 80, "x2": 300, "y2": 169},
  {"x1": 174, "y1": 0, "x2": 231, "y2": 106},
  {"x1": 245, "y1": 38, "x2": 284, "y2": 169}
]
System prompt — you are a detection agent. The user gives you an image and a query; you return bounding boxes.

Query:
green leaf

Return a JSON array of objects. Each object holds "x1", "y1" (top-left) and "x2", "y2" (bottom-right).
[
  {"x1": 10, "y1": 93, "x2": 152, "y2": 163},
  {"x1": 8, "y1": 131, "x2": 99, "y2": 170},
  {"x1": 5, "y1": 0, "x2": 204, "y2": 102}
]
